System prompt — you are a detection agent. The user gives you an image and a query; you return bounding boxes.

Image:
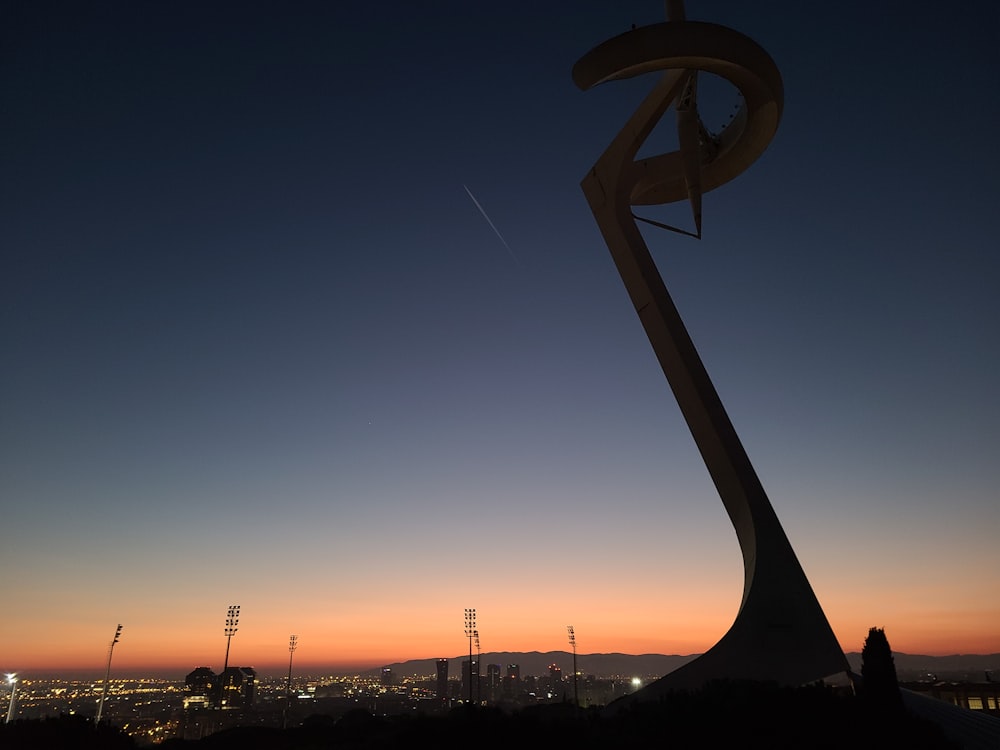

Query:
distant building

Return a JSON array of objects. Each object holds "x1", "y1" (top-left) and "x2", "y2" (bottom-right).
[
  {"x1": 462, "y1": 660, "x2": 479, "y2": 703},
  {"x1": 486, "y1": 664, "x2": 502, "y2": 702},
  {"x1": 381, "y1": 667, "x2": 393, "y2": 686},
  {"x1": 436, "y1": 659, "x2": 449, "y2": 700},
  {"x1": 218, "y1": 667, "x2": 256, "y2": 709},
  {"x1": 503, "y1": 664, "x2": 520, "y2": 698},
  {"x1": 548, "y1": 663, "x2": 562, "y2": 690},
  {"x1": 902, "y1": 681, "x2": 1000, "y2": 716},
  {"x1": 184, "y1": 667, "x2": 216, "y2": 709}
]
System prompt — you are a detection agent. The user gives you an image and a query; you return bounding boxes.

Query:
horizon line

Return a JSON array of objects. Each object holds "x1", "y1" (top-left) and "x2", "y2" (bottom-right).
[{"x1": 13, "y1": 649, "x2": 1000, "y2": 680}]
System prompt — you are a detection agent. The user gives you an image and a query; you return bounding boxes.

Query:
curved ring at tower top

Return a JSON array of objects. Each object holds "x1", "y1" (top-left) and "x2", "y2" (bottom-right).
[{"x1": 573, "y1": 21, "x2": 783, "y2": 207}]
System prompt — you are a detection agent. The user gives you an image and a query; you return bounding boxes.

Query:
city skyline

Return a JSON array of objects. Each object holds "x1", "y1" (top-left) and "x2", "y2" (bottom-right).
[{"x1": 3, "y1": 1, "x2": 998, "y2": 677}]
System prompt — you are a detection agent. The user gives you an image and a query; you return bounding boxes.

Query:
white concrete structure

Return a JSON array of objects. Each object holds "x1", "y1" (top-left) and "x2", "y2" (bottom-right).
[{"x1": 576, "y1": 9, "x2": 849, "y2": 705}]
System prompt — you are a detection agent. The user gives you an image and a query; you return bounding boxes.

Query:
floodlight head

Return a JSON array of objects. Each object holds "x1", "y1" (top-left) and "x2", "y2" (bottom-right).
[{"x1": 224, "y1": 604, "x2": 241, "y2": 636}]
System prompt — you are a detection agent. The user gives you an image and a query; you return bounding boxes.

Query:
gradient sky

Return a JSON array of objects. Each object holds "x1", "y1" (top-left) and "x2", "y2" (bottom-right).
[{"x1": 2, "y1": 1, "x2": 998, "y2": 678}]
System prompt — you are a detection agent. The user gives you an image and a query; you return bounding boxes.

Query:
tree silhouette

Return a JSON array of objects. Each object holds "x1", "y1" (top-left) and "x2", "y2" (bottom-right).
[{"x1": 861, "y1": 626, "x2": 903, "y2": 712}]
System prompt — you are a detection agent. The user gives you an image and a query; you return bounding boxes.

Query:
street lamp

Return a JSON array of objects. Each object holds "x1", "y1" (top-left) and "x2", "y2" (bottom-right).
[
  {"x1": 567, "y1": 625, "x2": 578, "y2": 708},
  {"x1": 463, "y1": 608, "x2": 476, "y2": 704},
  {"x1": 96, "y1": 624, "x2": 123, "y2": 725},
  {"x1": 5, "y1": 673, "x2": 17, "y2": 724},
  {"x1": 221, "y1": 604, "x2": 240, "y2": 707}
]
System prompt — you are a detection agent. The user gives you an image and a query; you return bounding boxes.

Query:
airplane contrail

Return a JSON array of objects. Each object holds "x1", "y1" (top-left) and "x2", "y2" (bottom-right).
[{"x1": 463, "y1": 184, "x2": 522, "y2": 268}]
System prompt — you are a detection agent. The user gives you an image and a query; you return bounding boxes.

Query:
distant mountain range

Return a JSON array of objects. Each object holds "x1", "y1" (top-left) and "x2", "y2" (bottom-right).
[{"x1": 376, "y1": 651, "x2": 1000, "y2": 682}]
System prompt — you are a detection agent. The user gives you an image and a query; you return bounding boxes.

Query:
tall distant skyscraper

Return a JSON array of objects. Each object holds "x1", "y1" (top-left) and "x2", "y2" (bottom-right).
[
  {"x1": 485, "y1": 663, "x2": 502, "y2": 703},
  {"x1": 503, "y1": 664, "x2": 520, "y2": 699},
  {"x1": 380, "y1": 667, "x2": 393, "y2": 686},
  {"x1": 462, "y1": 660, "x2": 479, "y2": 704},
  {"x1": 218, "y1": 667, "x2": 256, "y2": 709},
  {"x1": 436, "y1": 659, "x2": 449, "y2": 700},
  {"x1": 183, "y1": 667, "x2": 216, "y2": 710}
]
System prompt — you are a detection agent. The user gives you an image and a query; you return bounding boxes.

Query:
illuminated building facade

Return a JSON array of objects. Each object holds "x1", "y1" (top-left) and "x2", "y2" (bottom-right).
[{"x1": 183, "y1": 667, "x2": 216, "y2": 710}]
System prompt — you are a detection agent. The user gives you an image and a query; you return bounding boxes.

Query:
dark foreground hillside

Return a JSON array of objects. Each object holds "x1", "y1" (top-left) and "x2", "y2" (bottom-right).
[{"x1": 0, "y1": 681, "x2": 961, "y2": 749}]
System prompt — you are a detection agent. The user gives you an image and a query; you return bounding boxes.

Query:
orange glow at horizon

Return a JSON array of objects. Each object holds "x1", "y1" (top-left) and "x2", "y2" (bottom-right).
[
  {"x1": 12, "y1": 601, "x2": 999, "y2": 677},
  {"x1": 6, "y1": 520, "x2": 998, "y2": 678}
]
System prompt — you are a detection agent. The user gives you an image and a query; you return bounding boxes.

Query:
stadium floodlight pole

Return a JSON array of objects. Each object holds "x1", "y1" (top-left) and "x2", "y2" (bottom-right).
[
  {"x1": 5, "y1": 674, "x2": 16, "y2": 724},
  {"x1": 222, "y1": 605, "x2": 240, "y2": 673},
  {"x1": 567, "y1": 626, "x2": 578, "y2": 708},
  {"x1": 95, "y1": 624, "x2": 123, "y2": 725},
  {"x1": 463, "y1": 608, "x2": 476, "y2": 704},
  {"x1": 283, "y1": 634, "x2": 298, "y2": 730},
  {"x1": 286, "y1": 634, "x2": 298, "y2": 701},
  {"x1": 221, "y1": 604, "x2": 240, "y2": 707}
]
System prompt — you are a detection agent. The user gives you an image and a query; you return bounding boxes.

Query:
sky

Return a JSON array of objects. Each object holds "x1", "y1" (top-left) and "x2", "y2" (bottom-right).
[{"x1": 2, "y1": 0, "x2": 998, "y2": 678}]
